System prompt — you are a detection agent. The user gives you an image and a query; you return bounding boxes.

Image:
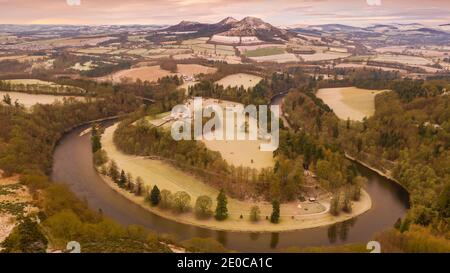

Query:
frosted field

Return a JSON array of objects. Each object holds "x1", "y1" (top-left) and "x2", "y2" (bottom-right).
[
  {"x1": 299, "y1": 52, "x2": 351, "y2": 62},
  {"x1": 71, "y1": 61, "x2": 96, "y2": 71},
  {"x1": 215, "y1": 73, "x2": 263, "y2": 89},
  {"x1": 102, "y1": 64, "x2": 216, "y2": 83},
  {"x1": 210, "y1": 35, "x2": 262, "y2": 45},
  {"x1": 373, "y1": 54, "x2": 433, "y2": 66},
  {"x1": 237, "y1": 44, "x2": 285, "y2": 54},
  {"x1": 0, "y1": 91, "x2": 84, "y2": 108},
  {"x1": 75, "y1": 47, "x2": 115, "y2": 54},
  {"x1": 335, "y1": 63, "x2": 408, "y2": 73},
  {"x1": 316, "y1": 87, "x2": 387, "y2": 121},
  {"x1": 191, "y1": 44, "x2": 236, "y2": 56},
  {"x1": 250, "y1": 53, "x2": 299, "y2": 63}
]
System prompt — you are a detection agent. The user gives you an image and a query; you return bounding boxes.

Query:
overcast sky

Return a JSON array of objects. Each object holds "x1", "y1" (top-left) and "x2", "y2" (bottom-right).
[{"x1": 0, "y1": 0, "x2": 449, "y2": 26}]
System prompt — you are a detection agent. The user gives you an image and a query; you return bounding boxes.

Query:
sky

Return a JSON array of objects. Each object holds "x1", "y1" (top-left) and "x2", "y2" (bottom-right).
[{"x1": 0, "y1": 0, "x2": 449, "y2": 27}]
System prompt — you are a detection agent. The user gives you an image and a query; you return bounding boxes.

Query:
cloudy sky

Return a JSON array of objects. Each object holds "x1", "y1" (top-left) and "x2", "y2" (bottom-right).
[{"x1": 0, "y1": 0, "x2": 449, "y2": 26}]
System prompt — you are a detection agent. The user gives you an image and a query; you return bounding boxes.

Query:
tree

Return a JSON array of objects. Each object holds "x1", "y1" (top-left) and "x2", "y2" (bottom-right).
[
  {"x1": 91, "y1": 123, "x2": 102, "y2": 154},
  {"x1": 250, "y1": 205, "x2": 261, "y2": 222},
  {"x1": 150, "y1": 185, "x2": 161, "y2": 206},
  {"x1": 126, "y1": 172, "x2": 133, "y2": 191},
  {"x1": 343, "y1": 190, "x2": 352, "y2": 213},
  {"x1": 1, "y1": 218, "x2": 48, "y2": 253},
  {"x1": 160, "y1": 189, "x2": 173, "y2": 209},
  {"x1": 195, "y1": 195, "x2": 213, "y2": 218},
  {"x1": 108, "y1": 160, "x2": 120, "y2": 183},
  {"x1": 330, "y1": 192, "x2": 340, "y2": 216},
  {"x1": 93, "y1": 149, "x2": 108, "y2": 166},
  {"x1": 215, "y1": 189, "x2": 228, "y2": 221},
  {"x1": 135, "y1": 176, "x2": 143, "y2": 196},
  {"x1": 270, "y1": 200, "x2": 280, "y2": 224},
  {"x1": 2, "y1": 94, "x2": 12, "y2": 105},
  {"x1": 352, "y1": 176, "x2": 366, "y2": 201},
  {"x1": 118, "y1": 170, "x2": 127, "y2": 188},
  {"x1": 173, "y1": 191, "x2": 191, "y2": 212}
]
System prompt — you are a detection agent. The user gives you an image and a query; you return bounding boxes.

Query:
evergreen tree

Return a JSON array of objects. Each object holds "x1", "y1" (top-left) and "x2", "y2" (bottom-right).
[
  {"x1": 270, "y1": 200, "x2": 280, "y2": 224},
  {"x1": 215, "y1": 189, "x2": 228, "y2": 221},
  {"x1": 108, "y1": 160, "x2": 120, "y2": 183},
  {"x1": 150, "y1": 185, "x2": 161, "y2": 206},
  {"x1": 118, "y1": 170, "x2": 127, "y2": 188}
]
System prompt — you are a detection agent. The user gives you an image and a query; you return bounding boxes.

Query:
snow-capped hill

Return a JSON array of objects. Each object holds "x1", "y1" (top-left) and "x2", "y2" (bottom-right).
[{"x1": 217, "y1": 17, "x2": 238, "y2": 26}]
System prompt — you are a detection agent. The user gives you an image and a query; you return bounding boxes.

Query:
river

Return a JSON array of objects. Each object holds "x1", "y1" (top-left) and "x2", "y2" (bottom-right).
[{"x1": 51, "y1": 121, "x2": 409, "y2": 252}]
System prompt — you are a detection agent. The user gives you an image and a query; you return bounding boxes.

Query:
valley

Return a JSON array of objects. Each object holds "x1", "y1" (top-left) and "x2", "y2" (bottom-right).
[{"x1": 0, "y1": 9, "x2": 448, "y2": 254}]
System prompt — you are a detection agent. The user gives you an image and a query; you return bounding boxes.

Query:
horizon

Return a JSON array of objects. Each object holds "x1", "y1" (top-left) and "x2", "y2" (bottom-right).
[{"x1": 0, "y1": 0, "x2": 449, "y2": 27}]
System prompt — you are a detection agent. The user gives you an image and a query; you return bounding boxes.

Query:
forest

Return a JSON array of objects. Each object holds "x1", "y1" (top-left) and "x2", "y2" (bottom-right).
[{"x1": 283, "y1": 71, "x2": 449, "y2": 242}]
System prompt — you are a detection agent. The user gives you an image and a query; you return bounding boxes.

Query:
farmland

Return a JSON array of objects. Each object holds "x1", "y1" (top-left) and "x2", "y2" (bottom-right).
[
  {"x1": 0, "y1": 91, "x2": 85, "y2": 108},
  {"x1": 100, "y1": 64, "x2": 216, "y2": 83},
  {"x1": 250, "y1": 53, "x2": 299, "y2": 63},
  {"x1": 316, "y1": 87, "x2": 387, "y2": 121},
  {"x1": 373, "y1": 54, "x2": 433, "y2": 66},
  {"x1": 0, "y1": 79, "x2": 86, "y2": 95},
  {"x1": 298, "y1": 52, "x2": 351, "y2": 62},
  {"x1": 243, "y1": 47, "x2": 286, "y2": 57},
  {"x1": 215, "y1": 73, "x2": 262, "y2": 89}
]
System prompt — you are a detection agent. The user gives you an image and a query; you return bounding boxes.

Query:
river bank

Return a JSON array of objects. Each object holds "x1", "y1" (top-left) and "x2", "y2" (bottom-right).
[
  {"x1": 99, "y1": 123, "x2": 372, "y2": 232},
  {"x1": 344, "y1": 153, "x2": 409, "y2": 194}
]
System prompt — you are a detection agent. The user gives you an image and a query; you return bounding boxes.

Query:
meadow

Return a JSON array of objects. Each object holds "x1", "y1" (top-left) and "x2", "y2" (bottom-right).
[
  {"x1": 215, "y1": 73, "x2": 262, "y2": 89},
  {"x1": 243, "y1": 47, "x2": 286, "y2": 57},
  {"x1": 0, "y1": 91, "x2": 85, "y2": 108},
  {"x1": 316, "y1": 87, "x2": 387, "y2": 121}
]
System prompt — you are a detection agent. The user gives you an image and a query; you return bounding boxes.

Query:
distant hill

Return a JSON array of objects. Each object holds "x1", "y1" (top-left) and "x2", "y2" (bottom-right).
[{"x1": 163, "y1": 16, "x2": 292, "y2": 42}]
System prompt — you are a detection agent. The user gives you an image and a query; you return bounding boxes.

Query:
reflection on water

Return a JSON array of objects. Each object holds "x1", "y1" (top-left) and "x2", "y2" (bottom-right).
[
  {"x1": 270, "y1": 233, "x2": 279, "y2": 249},
  {"x1": 52, "y1": 123, "x2": 410, "y2": 252}
]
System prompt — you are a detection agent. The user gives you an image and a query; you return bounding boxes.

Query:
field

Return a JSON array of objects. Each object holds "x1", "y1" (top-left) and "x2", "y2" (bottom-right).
[
  {"x1": 177, "y1": 64, "x2": 217, "y2": 75},
  {"x1": 102, "y1": 66, "x2": 173, "y2": 83},
  {"x1": 71, "y1": 61, "x2": 96, "y2": 71},
  {"x1": 0, "y1": 55, "x2": 45, "y2": 63},
  {"x1": 75, "y1": 47, "x2": 115, "y2": 54},
  {"x1": 298, "y1": 52, "x2": 351, "y2": 62},
  {"x1": 249, "y1": 53, "x2": 299, "y2": 63},
  {"x1": 316, "y1": 87, "x2": 387, "y2": 121},
  {"x1": 191, "y1": 43, "x2": 236, "y2": 56},
  {"x1": 1, "y1": 79, "x2": 86, "y2": 95},
  {"x1": 237, "y1": 44, "x2": 285, "y2": 53},
  {"x1": 335, "y1": 63, "x2": 408, "y2": 73},
  {"x1": 0, "y1": 91, "x2": 85, "y2": 108},
  {"x1": 243, "y1": 47, "x2": 286, "y2": 57},
  {"x1": 215, "y1": 73, "x2": 262, "y2": 89},
  {"x1": 102, "y1": 64, "x2": 216, "y2": 83},
  {"x1": 373, "y1": 54, "x2": 433, "y2": 66}
]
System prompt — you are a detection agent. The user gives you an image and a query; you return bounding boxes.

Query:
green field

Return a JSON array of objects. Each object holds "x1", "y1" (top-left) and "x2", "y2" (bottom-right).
[{"x1": 244, "y1": 47, "x2": 286, "y2": 57}]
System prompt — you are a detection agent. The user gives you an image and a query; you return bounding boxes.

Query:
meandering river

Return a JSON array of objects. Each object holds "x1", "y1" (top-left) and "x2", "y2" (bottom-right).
[{"x1": 51, "y1": 120, "x2": 409, "y2": 252}]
